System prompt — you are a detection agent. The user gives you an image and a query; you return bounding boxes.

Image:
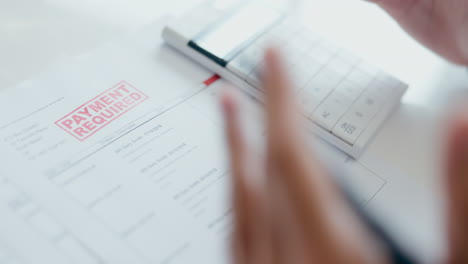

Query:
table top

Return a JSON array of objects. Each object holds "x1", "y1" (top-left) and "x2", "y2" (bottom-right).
[{"x1": 1, "y1": 0, "x2": 467, "y2": 259}]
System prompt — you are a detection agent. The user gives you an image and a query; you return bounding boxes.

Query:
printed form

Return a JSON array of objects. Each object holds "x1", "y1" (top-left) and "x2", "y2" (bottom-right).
[{"x1": 0, "y1": 20, "x2": 442, "y2": 263}]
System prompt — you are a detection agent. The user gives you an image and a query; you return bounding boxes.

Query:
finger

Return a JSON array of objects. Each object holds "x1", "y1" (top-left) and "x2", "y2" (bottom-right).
[
  {"x1": 365, "y1": 0, "x2": 431, "y2": 39},
  {"x1": 221, "y1": 90, "x2": 271, "y2": 264},
  {"x1": 221, "y1": 90, "x2": 248, "y2": 192},
  {"x1": 231, "y1": 236, "x2": 246, "y2": 264},
  {"x1": 445, "y1": 112, "x2": 468, "y2": 264},
  {"x1": 268, "y1": 175, "x2": 316, "y2": 264},
  {"x1": 262, "y1": 47, "x2": 333, "y2": 220},
  {"x1": 221, "y1": 90, "x2": 250, "y2": 263},
  {"x1": 366, "y1": 0, "x2": 436, "y2": 45},
  {"x1": 262, "y1": 47, "x2": 303, "y2": 152},
  {"x1": 262, "y1": 46, "x2": 328, "y2": 253},
  {"x1": 262, "y1": 47, "x2": 330, "y2": 226},
  {"x1": 368, "y1": 0, "x2": 468, "y2": 65},
  {"x1": 366, "y1": 0, "x2": 419, "y2": 15},
  {"x1": 262, "y1": 47, "x2": 318, "y2": 181},
  {"x1": 262, "y1": 49, "x2": 382, "y2": 263}
]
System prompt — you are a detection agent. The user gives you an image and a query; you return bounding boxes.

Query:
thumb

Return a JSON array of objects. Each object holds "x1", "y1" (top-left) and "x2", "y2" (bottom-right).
[
  {"x1": 368, "y1": 0, "x2": 418, "y2": 11},
  {"x1": 445, "y1": 111, "x2": 468, "y2": 264},
  {"x1": 366, "y1": 0, "x2": 423, "y2": 20}
]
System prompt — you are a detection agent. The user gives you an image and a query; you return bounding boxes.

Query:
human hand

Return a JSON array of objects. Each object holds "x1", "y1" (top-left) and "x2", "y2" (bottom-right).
[
  {"x1": 445, "y1": 111, "x2": 468, "y2": 264},
  {"x1": 220, "y1": 48, "x2": 389, "y2": 264},
  {"x1": 221, "y1": 48, "x2": 468, "y2": 264},
  {"x1": 368, "y1": 0, "x2": 468, "y2": 64}
]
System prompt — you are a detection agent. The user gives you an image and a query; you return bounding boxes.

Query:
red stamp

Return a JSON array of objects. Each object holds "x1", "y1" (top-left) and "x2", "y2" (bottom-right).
[{"x1": 55, "y1": 80, "x2": 148, "y2": 141}]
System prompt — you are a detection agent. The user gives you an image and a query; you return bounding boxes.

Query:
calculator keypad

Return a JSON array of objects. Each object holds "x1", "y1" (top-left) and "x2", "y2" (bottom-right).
[{"x1": 227, "y1": 21, "x2": 406, "y2": 146}]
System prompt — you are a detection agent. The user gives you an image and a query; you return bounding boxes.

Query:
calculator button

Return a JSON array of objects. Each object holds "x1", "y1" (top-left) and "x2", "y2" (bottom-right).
[
  {"x1": 357, "y1": 62, "x2": 379, "y2": 76},
  {"x1": 327, "y1": 90, "x2": 355, "y2": 107},
  {"x1": 352, "y1": 97, "x2": 380, "y2": 121},
  {"x1": 301, "y1": 86, "x2": 328, "y2": 108},
  {"x1": 320, "y1": 40, "x2": 341, "y2": 54},
  {"x1": 366, "y1": 78, "x2": 393, "y2": 100},
  {"x1": 301, "y1": 82, "x2": 331, "y2": 108},
  {"x1": 303, "y1": 69, "x2": 341, "y2": 102},
  {"x1": 291, "y1": 61, "x2": 319, "y2": 89},
  {"x1": 334, "y1": 79, "x2": 364, "y2": 102},
  {"x1": 375, "y1": 72, "x2": 398, "y2": 86},
  {"x1": 270, "y1": 21, "x2": 300, "y2": 41},
  {"x1": 327, "y1": 58, "x2": 354, "y2": 76},
  {"x1": 303, "y1": 33, "x2": 322, "y2": 46},
  {"x1": 346, "y1": 69, "x2": 374, "y2": 88},
  {"x1": 345, "y1": 91, "x2": 382, "y2": 125},
  {"x1": 312, "y1": 102, "x2": 349, "y2": 131},
  {"x1": 332, "y1": 116, "x2": 366, "y2": 145},
  {"x1": 312, "y1": 68, "x2": 343, "y2": 88},
  {"x1": 291, "y1": 69, "x2": 311, "y2": 89},
  {"x1": 305, "y1": 58, "x2": 324, "y2": 75},
  {"x1": 312, "y1": 91, "x2": 353, "y2": 131},
  {"x1": 311, "y1": 47, "x2": 335, "y2": 64},
  {"x1": 300, "y1": 91, "x2": 320, "y2": 116},
  {"x1": 336, "y1": 50, "x2": 361, "y2": 65},
  {"x1": 293, "y1": 36, "x2": 311, "y2": 53}
]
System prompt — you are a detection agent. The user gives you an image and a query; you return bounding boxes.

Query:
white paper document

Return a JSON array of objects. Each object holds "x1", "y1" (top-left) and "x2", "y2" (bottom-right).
[{"x1": 0, "y1": 20, "x2": 442, "y2": 263}]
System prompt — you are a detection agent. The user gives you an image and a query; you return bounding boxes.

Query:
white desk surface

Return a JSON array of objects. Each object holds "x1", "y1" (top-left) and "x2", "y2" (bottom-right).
[{"x1": 1, "y1": 0, "x2": 467, "y2": 254}]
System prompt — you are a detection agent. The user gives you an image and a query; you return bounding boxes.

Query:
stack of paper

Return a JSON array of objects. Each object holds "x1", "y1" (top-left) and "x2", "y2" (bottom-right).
[{"x1": 0, "y1": 19, "x2": 443, "y2": 264}]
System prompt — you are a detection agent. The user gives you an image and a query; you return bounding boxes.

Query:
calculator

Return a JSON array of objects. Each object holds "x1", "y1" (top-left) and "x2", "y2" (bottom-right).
[{"x1": 162, "y1": 1, "x2": 408, "y2": 158}]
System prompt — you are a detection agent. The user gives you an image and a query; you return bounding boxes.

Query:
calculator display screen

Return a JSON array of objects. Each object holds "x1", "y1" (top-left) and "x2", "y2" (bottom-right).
[{"x1": 193, "y1": 3, "x2": 282, "y2": 61}]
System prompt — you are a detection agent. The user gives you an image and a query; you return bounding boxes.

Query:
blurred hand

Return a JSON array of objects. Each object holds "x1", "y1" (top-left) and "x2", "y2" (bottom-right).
[
  {"x1": 368, "y1": 0, "x2": 468, "y2": 64},
  {"x1": 221, "y1": 48, "x2": 468, "y2": 264},
  {"x1": 221, "y1": 48, "x2": 387, "y2": 264},
  {"x1": 445, "y1": 112, "x2": 468, "y2": 264}
]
